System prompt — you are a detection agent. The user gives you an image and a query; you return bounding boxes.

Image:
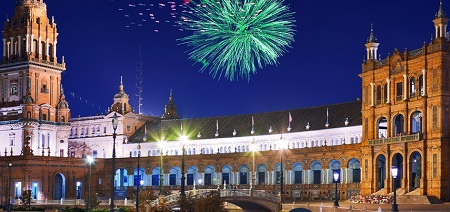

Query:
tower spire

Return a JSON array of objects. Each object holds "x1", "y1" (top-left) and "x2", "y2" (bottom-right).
[
  {"x1": 365, "y1": 24, "x2": 380, "y2": 61},
  {"x1": 434, "y1": 0, "x2": 449, "y2": 39},
  {"x1": 162, "y1": 89, "x2": 179, "y2": 119}
]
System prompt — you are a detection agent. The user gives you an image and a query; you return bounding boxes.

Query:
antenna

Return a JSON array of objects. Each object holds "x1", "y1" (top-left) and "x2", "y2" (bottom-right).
[{"x1": 135, "y1": 45, "x2": 143, "y2": 114}]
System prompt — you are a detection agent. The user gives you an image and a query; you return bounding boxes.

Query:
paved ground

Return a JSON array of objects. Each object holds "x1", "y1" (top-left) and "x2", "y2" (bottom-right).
[{"x1": 281, "y1": 200, "x2": 450, "y2": 212}]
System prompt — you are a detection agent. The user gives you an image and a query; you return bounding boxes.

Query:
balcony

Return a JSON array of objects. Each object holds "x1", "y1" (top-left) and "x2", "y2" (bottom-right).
[{"x1": 368, "y1": 133, "x2": 422, "y2": 146}]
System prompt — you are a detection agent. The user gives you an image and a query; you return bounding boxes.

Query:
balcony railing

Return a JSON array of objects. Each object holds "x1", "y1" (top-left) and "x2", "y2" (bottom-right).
[{"x1": 368, "y1": 133, "x2": 421, "y2": 146}]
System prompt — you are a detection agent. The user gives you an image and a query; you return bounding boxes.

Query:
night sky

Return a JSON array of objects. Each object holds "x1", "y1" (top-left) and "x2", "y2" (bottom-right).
[{"x1": 0, "y1": 0, "x2": 443, "y2": 119}]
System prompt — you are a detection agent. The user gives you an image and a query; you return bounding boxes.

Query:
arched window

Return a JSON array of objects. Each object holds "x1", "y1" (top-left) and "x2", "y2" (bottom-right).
[
  {"x1": 41, "y1": 134, "x2": 45, "y2": 148},
  {"x1": 378, "y1": 117, "x2": 387, "y2": 138},
  {"x1": 410, "y1": 77, "x2": 416, "y2": 97},
  {"x1": 394, "y1": 114, "x2": 405, "y2": 136},
  {"x1": 411, "y1": 111, "x2": 422, "y2": 134},
  {"x1": 376, "y1": 85, "x2": 382, "y2": 104}
]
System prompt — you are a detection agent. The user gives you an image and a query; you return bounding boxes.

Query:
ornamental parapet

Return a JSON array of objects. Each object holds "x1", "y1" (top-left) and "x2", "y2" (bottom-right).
[
  {"x1": 21, "y1": 118, "x2": 71, "y2": 126},
  {"x1": 368, "y1": 133, "x2": 421, "y2": 146}
]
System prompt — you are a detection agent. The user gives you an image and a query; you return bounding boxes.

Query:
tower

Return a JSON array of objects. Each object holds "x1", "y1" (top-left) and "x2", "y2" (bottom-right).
[
  {"x1": 162, "y1": 89, "x2": 179, "y2": 119},
  {"x1": 433, "y1": 0, "x2": 448, "y2": 39},
  {"x1": 365, "y1": 24, "x2": 380, "y2": 61},
  {"x1": 359, "y1": 1, "x2": 450, "y2": 200},
  {"x1": 0, "y1": 0, "x2": 69, "y2": 157},
  {"x1": 110, "y1": 77, "x2": 132, "y2": 115}
]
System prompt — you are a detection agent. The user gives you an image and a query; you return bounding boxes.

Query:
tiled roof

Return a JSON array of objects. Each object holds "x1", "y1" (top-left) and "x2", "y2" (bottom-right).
[{"x1": 129, "y1": 100, "x2": 362, "y2": 143}]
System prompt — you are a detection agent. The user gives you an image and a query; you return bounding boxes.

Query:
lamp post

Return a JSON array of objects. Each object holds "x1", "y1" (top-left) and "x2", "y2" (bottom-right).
[
  {"x1": 87, "y1": 155, "x2": 94, "y2": 212},
  {"x1": 250, "y1": 139, "x2": 257, "y2": 193},
  {"x1": 391, "y1": 165, "x2": 399, "y2": 212},
  {"x1": 33, "y1": 183, "x2": 37, "y2": 199},
  {"x1": 278, "y1": 136, "x2": 287, "y2": 211},
  {"x1": 333, "y1": 171, "x2": 340, "y2": 207},
  {"x1": 180, "y1": 135, "x2": 187, "y2": 197},
  {"x1": 136, "y1": 144, "x2": 141, "y2": 212},
  {"x1": 110, "y1": 113, "x2": 119, "y2": 212},
  {"x1": 7, "y1": 162, "x2": 12, "y2": 212},
  {"x1": 158, "y1": 140, "x2": 166, "y2": 196}
]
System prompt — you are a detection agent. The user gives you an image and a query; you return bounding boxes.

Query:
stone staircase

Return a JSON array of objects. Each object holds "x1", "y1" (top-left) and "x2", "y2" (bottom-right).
[
  {"x1": 405, "y1": 188, "x2": 420, "y2": 195},
  {"x1": 371, "y1": 188, "x2": 385, "y2": 196},
  {"x1": 387, "y1": 188, "x2": 406, "y2": 195}
]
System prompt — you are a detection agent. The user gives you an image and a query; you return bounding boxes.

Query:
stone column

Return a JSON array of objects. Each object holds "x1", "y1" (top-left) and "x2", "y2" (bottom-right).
[
  {"x1": 9, "y1": 37, "x2": 14, "y2": 55},
  {"x1": 17, "y1": 36, "x2": 22, "y2": 56}
]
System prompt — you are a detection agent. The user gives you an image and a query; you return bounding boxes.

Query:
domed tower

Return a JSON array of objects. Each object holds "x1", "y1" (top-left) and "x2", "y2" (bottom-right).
[
  {"x1": 0, "y1": 0, "x2": 69, "y2": 157},
  {"x1": 162, "y1": 89, "x2": 179, "y2": 119},
  {"x1": 110, "y1": 77, "x2": 132, "y2": 115}
]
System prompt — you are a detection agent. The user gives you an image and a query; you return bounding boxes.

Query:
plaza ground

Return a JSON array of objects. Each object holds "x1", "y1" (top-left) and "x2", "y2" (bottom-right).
[{"x1": 226, "y1": 200, "x2": 450, "y2": 212}]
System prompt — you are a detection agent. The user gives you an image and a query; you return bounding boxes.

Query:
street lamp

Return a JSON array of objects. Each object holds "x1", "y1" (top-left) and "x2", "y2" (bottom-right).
[
  {"x1": 250, "y1": 139, "x2": 257, "y2": 192},
  {"x1": 136, "y1": 144, "x2": 141, "y2": 212},
  {"x1": 391, "y1": 165, "x2": 399, "y2": 212},
  {"x1": 33, "y1": 183, "x2": 37, "y2": 199},
  {"x1": 158, "y1": 139, "x2": 166, "y2": 196},
  {"x1": 87, "y1": 155, "x2": 94, "y2": 212},
  {"x1": 180, "y1": 135, "x2": 187, "y2": 197},
  {"x1": 278, "y1": 136, "x2": 288, "y2": 211},
  {"x1": 7, "y1": 162, "x2": 12, "y2": 212},
  {"x1": 110, "y1": 113, "x2": 119, "y2": 212},
  {"x1": 333, "y1": 171, "x2": 340, "y2": 207}
]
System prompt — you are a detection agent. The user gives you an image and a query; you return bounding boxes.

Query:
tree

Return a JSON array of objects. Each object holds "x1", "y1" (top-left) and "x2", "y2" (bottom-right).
[
  {"x1": 177, "y1": 194, "x2": 195, "y2": 212},
  {"x1": 147, "y1": 197, "x2": 171, "y2": 212},
  {"x1": 83, "y1": 191, "x2": 101, "y2": 210},
  {"x1": 128, "y1": 189, "x2": 169, "y2": 212},
  {"x1": 193, "y1": 191, "x2": 228, "y2": 212}
]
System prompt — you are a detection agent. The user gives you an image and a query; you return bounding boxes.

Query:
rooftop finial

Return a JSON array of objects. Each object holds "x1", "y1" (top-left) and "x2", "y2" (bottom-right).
[
  {"x1": 436, "y1": 0, "x2": 447, "y2": 18},
  {"x1": 367, "y1": 23, "x2": 377, "y2": 43},
  {"x1": 170, "y1": 88, "x2": 173, "y2": 96},
  {"x1": 120, "y1": 76, "x2": 123, "y2": 84}
]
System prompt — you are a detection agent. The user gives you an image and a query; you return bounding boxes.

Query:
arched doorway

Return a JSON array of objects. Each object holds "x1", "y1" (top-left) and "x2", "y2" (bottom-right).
[
  {"x1": 222, "y1": 165, "x2": 232, "y2": 185},
  {"x1": 376, "y1": 155, "x2": 386, "y2": 190},
  {"x1": 394, "y1": 115, "x2": 404, "y2": 136},
  {"x1": 134, "y1": 167, "x2": 146, "y2": 186},
  {"x1": 204, "y1": 165, "x2": 215, "y2": 186},
  {"x1": 411, "y1": 111, "x2": 422, "y2": 134},
  {"x1": 238, "y1": 165, "x2": 250, "y2": 185},
  {"x1": 169, "y1": 167, "x2": 181, "y2": 186},
  {"x1": 187, "y1": 166, "x2": 198, "y2": 186},
  {"x1": 328, "y1": 160, "x2": 341, "y2": 183},
  {"x1": 116, "y1": 168, "x2": 128, "y2": 189},
  {"x1": 410, "y1": 152, "x2": 421, "y2": 190},
  {"x1": 256, "y1": 164, "x2": 267, "y2": 185},
  {"x1": 309, "y1": 160, "x2": 322, "y2": 184},
  {"x1": 392, "y1": 153, "x2": 403, "y2": 189},
  {"x1": 54, "y1": 173, "x2": 66, "y2": 200},
  {"x1": 292, "y1": 162, "x2": 304, "y2": 184},
  {"x1": 348, "y1": 158, "x2": 361, "y2": 183}
]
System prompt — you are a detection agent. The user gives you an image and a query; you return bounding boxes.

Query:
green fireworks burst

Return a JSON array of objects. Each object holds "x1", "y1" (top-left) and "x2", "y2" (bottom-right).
[{"x1": 178, "y1": 0, "x2": 296, "y2": 81}]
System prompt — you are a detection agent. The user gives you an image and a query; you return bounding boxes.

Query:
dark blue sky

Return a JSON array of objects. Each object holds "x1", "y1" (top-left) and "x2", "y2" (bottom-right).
[{"x1": 1, "y1": 0, "x2": 442, "y2": 118}]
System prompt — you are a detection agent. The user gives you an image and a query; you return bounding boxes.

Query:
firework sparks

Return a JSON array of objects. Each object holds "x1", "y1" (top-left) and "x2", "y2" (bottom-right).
[{"x1": 178, "y1": 0, "x2": 296, "y2": 81}]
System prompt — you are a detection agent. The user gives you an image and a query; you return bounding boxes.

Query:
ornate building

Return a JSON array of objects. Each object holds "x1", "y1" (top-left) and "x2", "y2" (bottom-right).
[
  {"x1": 360, "y1": 1, "x2": 450, "y2": 200},
  {"x1": 0, "y1": 0, "x2": 70, "y2": 157},
  {"x1": 1, "y1": 0, "x2": 450, "y2": 207}
]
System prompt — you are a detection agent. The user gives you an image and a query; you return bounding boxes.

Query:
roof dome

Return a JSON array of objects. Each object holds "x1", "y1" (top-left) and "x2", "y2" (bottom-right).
[{"x1": 114, "y1": 90, "x2": 129, "y2": 99}]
